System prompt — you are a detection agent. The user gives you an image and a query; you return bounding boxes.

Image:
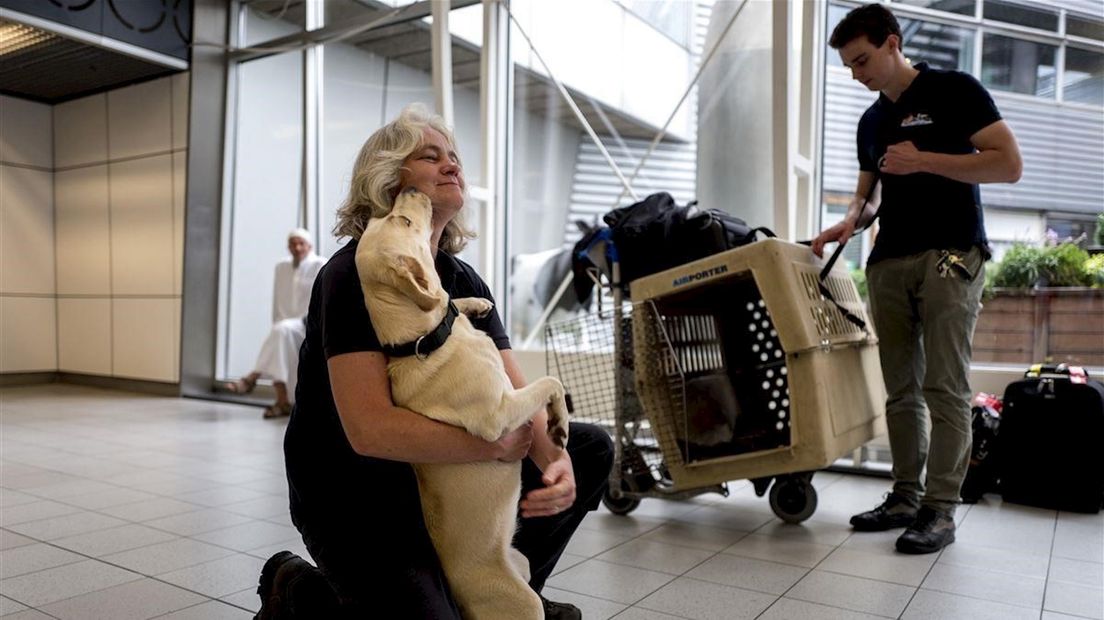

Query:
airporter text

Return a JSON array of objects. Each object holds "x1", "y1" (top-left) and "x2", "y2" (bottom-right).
[{"x1": 672, "y1": 264, "x2": 728, "y2": 288}]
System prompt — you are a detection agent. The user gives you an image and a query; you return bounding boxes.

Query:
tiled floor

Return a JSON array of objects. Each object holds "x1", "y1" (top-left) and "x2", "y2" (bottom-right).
[{"x1": 1, "y1": 384, "x2": 1101, "y2": 620}]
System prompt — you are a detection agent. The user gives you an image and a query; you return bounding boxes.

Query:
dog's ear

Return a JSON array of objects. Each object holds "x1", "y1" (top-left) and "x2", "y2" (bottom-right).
[{"x1": 386, "y1": 253, "x2": 441, "y2": 312}]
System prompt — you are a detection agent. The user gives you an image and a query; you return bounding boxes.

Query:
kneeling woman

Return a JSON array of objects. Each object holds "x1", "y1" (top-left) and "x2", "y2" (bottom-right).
[{"x1": 257, "y1": 104, "x2": 613, "y2": 619}]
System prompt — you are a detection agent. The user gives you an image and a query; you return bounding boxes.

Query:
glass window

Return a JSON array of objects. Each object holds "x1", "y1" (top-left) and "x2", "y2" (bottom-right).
[
  {"x1": 826, "y1": 7, "x2": 975, "y2": 73},
  {"x1": 895, "y1": 0, "x2": 976, "y2": 16},
  {"x1": 240, "y1": 0, "x2": 304, "y2": 47},
  {"x1": 1068, "y1": 14, "x2": 1104, "y2": 42},
  {"x1": 222, "y1": 52, "x2": 304, "y2": 380},
  {"x1": 983, "y1": 0, "x2": 1059, "y2": 31},
  {"x1": 1046, "y1": 214, "x2": 1099, "y2": 244},
  {"x1": 506, "y1": 0, "x2": 699, "y2": 348},
  {"x1": 982, "y1": 33, "x2": 1057, "y2": 97},
  {"x1": 617, "y1": 0, "x2": 693, "y2": 47},
  {"x1": 1064, "y1": 46, "x2": 1104, "y2": 106},
  {"x1": 898, "y1": 17, "x2": 975, "y2": 71}
]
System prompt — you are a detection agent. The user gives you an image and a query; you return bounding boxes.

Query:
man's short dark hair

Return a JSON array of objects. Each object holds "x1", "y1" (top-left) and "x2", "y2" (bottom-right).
[{"x1": 829, "y1": 3, "x2": 902, "y2": 49}]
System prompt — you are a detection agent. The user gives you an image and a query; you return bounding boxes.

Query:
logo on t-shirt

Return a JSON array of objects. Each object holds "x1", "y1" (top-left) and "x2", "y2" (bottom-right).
[{"x1": 900, "y1": 113, "x2": 933, "y2": 128}]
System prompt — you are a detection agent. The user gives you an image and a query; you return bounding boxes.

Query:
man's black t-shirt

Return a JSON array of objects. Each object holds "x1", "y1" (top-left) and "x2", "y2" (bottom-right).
[
  {"x1": 284, "y1": 238, "x2": 510, "y2": 527},
  {"x1": 858, "y1": 62, "x2": 1001, "y2": 264}
]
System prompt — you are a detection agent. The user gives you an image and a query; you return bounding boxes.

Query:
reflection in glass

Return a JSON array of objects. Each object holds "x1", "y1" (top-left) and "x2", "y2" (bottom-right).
[
  {"x1": 983, "y1": 0, "x2": 1059, "y2": 31},
  {"x1": 240, "y1": 0, "x2": 304, "y2": 47},
  {"x1": 1068, "y1": 14, "x2": 1104, "y2": 42},
  {"x1": 618, "y1": 0, "x2": 694, "y2": 47},
  {"x1": 895, "y1": 0, "x2": 976, "y2": 16},
  {"x1": 1063, "y1": 47, "x2": 1104, "y2": 107},
  {"x1": 505, "y1": 0, "x2": 699, "y2": 348},
  {"x1": 982, "y1": 34, "x2": 1056, "y2": 97},
  {"x1": 898, "y1": 17, "x2": 974, "y2": 72},
  {"x1": 224, "y1": 53, "x2": 303, "y2": 379},
  {"x1": 825, "y1": 6, "x2": 974, "y2": 73}
]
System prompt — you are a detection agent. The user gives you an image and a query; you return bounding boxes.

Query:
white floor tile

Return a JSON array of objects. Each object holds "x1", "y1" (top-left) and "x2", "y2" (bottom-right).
[
  {"x1": 758, "y1": 597, "x2": 887, "y2": 620},
  {"x1": 38, "y1": 577, "x2": 205, "y2": 620},
  {"x1": 635, "y1": 576, "x2": 776, "y2": 620},
  {"x1": 597, "y1": 538, "x2": 716, "y2": 575},
  {"x1": 0, "y1": 527, "x2": 37, "y2": 551},
  {"x1": 5, "y1": 511, "x2": 127, "y2": 541},
  {"x1": 0, "y1": 500, "x2": 82, "y2": 527},
  {"x1": 640, "y1": 521, "x2": 746, "y2": 552},
  {"x1": 0, "y1": 559, "x2": 143, "y2": 607},
  {"x1": 192, "y1": 520, "x2": 299, "y2": 552},
  {"x1": 547, "y1": 559, "x2": 674, "y2": 605},
  {"x1": 607, "y1": 607, "x2": 686, "y2": 619},
  {"x1": 0, "y1": 595, "x2": 28, "y2": 615},
  {"x1": 102, "y1": 537, "x2": 236, "y2": 576},
  {"x1": 787, "y1": 570, "x2": 914, "y2": 618},
  {"x1": 219, "y1": 587, "x2": 260, "y2": 612},
  {"x1": 1049, "y1": 556, "x2": 1104, "y2": 588},
  {"x1": 51, "y1": 523, "x2": 178, "y2": 557},
  {"x1": 156, "y1": 553, "x2": 266, "y2": 598},
  {"x1": 936, "y1": 541, "x2": 1051, "y2": 579},
  {"x1": 157, "y1": 600, "x2": 256, "y2": 619},
  {"x1": 902, "y1": 589, "x2": 1039, "y2": 620},
  {"x1": 922, "y1": 562, "x2": 1046, "y2": 609},
  {"x1": 685, "y1": 554, "x2": 808, "y2": 595},
  {"x1": 1045, "y1": 580, "x2": 1104, "y2": 620},
  {"x1": 3, "y1": 384, "x2": 1103, "y2": 618},
  {"x1": 142, "y1": 508, "x2": 255, "y2": 536},
  {"x1": 0, "y1": 542, "x2": 84, "y2": 579},
  {"x1": 541, "y1": 586, "x2": 627, "y2": 620},
  {"x1": 818, "y1": 546, "x2": 936, "y2": 586},
  {"x1": 722, "y1": 532, "x2": 836, "y2": 568}
]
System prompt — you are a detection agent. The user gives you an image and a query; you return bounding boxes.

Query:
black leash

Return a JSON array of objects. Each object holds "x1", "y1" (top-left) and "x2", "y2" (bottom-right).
[{"x1": 798, "y1": 173, "x2": 882, "y2": 332}]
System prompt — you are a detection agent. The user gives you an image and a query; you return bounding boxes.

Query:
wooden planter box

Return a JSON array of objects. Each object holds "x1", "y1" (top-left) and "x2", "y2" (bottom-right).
[{"x1": 972, "y1": 288, "x2": 1104, "y2": 367}]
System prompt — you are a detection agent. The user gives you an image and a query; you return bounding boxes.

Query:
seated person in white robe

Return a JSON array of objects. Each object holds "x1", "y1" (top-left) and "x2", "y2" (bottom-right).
[{"x1": 226, "y1": 228, "x2": 327, "y2": 418}]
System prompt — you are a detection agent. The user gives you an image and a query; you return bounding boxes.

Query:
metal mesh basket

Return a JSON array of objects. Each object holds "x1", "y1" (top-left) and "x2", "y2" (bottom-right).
[{"x1": 544, "y1": 307, "x2": 667, "y2": 486}]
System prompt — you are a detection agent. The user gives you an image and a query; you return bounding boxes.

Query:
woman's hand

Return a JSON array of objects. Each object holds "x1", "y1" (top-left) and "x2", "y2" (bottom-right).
[
  {"x1": 494, "y1": 422, "x2": 533, "y2": 462},
  {"x1": 519, "y1": 450, "x2": 577, "y2": 518}
]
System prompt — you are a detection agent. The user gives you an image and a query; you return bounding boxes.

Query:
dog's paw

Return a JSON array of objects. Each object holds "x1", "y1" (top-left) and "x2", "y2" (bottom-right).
[
  {"x1": 548, "y1": 417, "x2": 568, "y2": 449},
  {"x1": 454, "y1": 297, "x2": 494, "y2": 318}
]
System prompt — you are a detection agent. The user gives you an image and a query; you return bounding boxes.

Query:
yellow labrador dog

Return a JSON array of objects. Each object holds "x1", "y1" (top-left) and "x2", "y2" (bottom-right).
[{"x1": 355, "y1": 188, "x2": 570, "y2": 619}]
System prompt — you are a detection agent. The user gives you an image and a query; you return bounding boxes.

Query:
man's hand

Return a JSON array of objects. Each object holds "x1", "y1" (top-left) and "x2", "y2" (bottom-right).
[
  {"x1": 494, "y1": 422, "x2": 533, "y2": 462},
  {"x1": 880, "y1": 141, "x2": 927, "y2": 175},
  {"x1": 811, "y1": 217, "x2": 856, "y2": 258},
  {"x1": 519, "y1": 450, "x2": 577, "y2": 518}
]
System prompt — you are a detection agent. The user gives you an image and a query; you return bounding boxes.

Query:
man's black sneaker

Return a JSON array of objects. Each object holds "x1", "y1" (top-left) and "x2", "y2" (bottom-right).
[
  {"x1": 541, "y1": 595, "x2": 582, "y2": 620},
  {"x1": 849, "y1": 492, "x2": 919, "y2": 531},
  {"x1": 254, "y1": 551, "x2": 316, "y2": 620},
  {"x1": 896, "y1": 506, "x2": 955, "y2": 554}
]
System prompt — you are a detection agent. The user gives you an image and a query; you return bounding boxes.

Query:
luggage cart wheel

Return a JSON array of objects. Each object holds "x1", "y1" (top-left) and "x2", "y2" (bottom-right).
[
  {"x1": 769, "y1": 477, "x2": 818, "y2": 524},
  {"x1": 602, "y1": 481, "x2": 642, "y2": 516}
]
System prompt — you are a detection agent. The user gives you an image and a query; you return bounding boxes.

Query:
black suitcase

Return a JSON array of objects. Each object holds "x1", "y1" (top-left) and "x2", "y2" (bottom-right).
[{"x1": 999, "y1": 364, "x2": 1104, "y2": 513}]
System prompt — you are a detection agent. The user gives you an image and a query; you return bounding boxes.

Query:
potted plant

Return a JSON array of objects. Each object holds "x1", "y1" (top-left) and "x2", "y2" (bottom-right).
[{"x1": 974, "y1": 238, "x2": 1103, "y2": 367}]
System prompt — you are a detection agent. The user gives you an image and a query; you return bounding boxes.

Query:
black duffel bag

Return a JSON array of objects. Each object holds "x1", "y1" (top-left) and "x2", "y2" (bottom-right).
[{"x1": 602, "y1": 192, "x2": 774, "y2": 291}]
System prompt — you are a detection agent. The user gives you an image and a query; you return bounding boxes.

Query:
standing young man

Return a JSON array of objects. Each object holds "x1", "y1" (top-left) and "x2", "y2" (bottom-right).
[{"x1": 812, "y1": 3, "x2": 1022, "y2": 554}]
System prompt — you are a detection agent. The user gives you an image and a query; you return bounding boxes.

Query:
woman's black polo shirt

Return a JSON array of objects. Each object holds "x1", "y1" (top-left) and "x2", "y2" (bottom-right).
[{"x1": 284, "y1": 238, "x2": 510, "y2": 528}]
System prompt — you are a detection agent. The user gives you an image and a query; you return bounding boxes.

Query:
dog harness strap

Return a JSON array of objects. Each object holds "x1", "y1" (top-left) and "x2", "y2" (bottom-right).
[{"x1": 381, "y1": 301, "x2": 459, "y2": 359}]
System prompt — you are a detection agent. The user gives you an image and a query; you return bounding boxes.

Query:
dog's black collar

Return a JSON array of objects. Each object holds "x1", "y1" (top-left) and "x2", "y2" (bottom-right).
[{"x1": 381, "y1": 301, "x2": 458, "y2": 360}]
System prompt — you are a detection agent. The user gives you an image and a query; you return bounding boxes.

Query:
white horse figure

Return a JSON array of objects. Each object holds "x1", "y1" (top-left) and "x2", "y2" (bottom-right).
[{"x1": 509, "y1": 222, "x2": 598, "y2": 346}]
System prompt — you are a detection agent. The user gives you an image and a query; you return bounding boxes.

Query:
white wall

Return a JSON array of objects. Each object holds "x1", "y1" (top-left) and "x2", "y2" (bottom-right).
[
  {"x1": 50, "y1": 74, "x2": 189, "y2": 383},
  {"x1": 0, "y1": 95, "x2": 56, "y2": 373}
]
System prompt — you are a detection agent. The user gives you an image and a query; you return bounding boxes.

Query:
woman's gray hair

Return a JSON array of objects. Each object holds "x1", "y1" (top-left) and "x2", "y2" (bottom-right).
[{"x1": 333, "y1": 103, "x2": 475, "y2": 254}]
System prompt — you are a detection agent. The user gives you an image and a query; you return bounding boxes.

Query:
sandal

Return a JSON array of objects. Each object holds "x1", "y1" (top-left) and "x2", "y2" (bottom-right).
[
  {"x1": 225, "y1": 376, "x2": 257, "y2": 394},
  {"x1": 263, "y1": 402, "x2": 293, "y2": 419}
]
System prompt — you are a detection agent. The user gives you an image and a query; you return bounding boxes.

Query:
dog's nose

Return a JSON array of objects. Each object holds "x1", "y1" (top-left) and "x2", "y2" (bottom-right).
[{"x1": 402, "y1": 187, "x2": 419, "y2": 196}]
